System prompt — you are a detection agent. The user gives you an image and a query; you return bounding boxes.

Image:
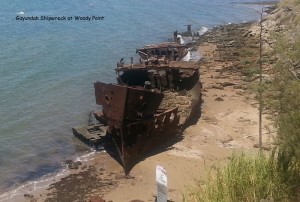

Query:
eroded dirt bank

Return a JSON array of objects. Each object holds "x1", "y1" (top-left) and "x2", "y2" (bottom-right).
[{"x1": 20, "y1": 15, "x2": 280, "y2": 202}]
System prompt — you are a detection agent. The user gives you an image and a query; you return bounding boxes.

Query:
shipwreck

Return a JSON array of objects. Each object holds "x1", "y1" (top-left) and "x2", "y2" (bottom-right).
[
  {"x1": 73, "y1": 39, "x2": 202, "y2": 173},
  {"x1": 136, "y1": 42, "x2": 190, "y2": 64},
  {"x1": 135, "y1": 31, "x2": 191, "y2": 64}
]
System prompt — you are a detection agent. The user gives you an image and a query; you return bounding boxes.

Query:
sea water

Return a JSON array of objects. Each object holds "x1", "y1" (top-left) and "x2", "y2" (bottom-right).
[{"x1": 0, "y1": 0, "x2": 276, "y2": 197}]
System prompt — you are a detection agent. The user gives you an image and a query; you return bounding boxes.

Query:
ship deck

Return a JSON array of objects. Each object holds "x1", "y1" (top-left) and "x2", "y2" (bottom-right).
[{"x1": 72, "y1": 124, "x2": 107, "y2": 149}]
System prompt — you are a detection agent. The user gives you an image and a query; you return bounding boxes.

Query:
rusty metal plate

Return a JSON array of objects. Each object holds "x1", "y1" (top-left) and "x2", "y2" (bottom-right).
[
  {"x1": 109, "y1": 107, "x2": 180, "y2": 172},
  {"x1": 94, "y1": 82, "x2": 127, "y2": 123},
  {"x1": 94, "y1": 82, "x2": 163, "y2": 123}
]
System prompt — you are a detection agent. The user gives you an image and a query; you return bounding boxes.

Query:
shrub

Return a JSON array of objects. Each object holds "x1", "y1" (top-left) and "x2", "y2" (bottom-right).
[{"x1": 183, "y1": 152, "x2": 293, "y2": 202}]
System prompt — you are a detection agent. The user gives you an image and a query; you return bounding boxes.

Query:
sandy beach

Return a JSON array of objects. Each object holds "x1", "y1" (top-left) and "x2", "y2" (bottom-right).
[{"x1": 13, "y1": 4, "x2": 284, "y2": 202}]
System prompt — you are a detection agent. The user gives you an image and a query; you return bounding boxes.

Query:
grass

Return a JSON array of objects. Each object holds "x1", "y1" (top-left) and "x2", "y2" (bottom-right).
[
  {"x1": 242, "y1": 67, "x2": 261, "y2": 77},
  {"x1": 242, "y1": 60, "x2": 252, "y2": 65},
  {"x1": 183, "y1": 152, "x2": 296, "y2": 202}
]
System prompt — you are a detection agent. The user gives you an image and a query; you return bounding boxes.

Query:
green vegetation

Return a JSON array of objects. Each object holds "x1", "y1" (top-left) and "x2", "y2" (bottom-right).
[
  {"x1": 184, "y1": 0, "x2": 300, "y2": 201},
  {"x1": 183, "y1": 153, "x2": 293, "y2": 202},
  {"x1": 269, "y1": 28, "x2": 300, "y2": 201},
  {"x1": 242, "y1": 66, "x2": 260, "y2": 77}
]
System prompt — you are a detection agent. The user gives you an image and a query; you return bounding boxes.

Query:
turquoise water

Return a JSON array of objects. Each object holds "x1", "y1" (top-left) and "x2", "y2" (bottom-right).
[{"x1": 0, "y1": 0, "x2": 273, "y2": 194}]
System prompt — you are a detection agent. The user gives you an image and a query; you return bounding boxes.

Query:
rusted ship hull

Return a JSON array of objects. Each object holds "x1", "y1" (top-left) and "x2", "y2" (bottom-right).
[
  {"x1": 94, "y1": 81, "x2": 164, "y2": 123},
  {"x1": 73, "y1": 60, "x2": 201, "y2": 173},
  {"x1": 92, "y1": 81, "x2": 182, "y2": 172},
  {"x1": 107, "y1": 107, "x2": 180, "y2": 173},
  {"x1": 137, "y1": 42, "x2": 190, "y2": 63}
]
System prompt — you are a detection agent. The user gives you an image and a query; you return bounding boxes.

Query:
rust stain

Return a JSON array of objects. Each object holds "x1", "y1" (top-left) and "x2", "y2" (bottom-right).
[{"x1": 94, "y1": 82, "x2": 163, "y2": 124}]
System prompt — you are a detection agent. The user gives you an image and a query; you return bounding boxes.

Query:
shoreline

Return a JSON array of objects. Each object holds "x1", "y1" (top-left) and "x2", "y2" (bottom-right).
[
  {"x1": 237, "y1": 1, "x2": 279, "y2": 5},
  {"x1": 0, "y1": 150, "x2": 100, "y2": 201},
  {"x1": 1, "y1": 2, "x2": 280, "y2": 201}
]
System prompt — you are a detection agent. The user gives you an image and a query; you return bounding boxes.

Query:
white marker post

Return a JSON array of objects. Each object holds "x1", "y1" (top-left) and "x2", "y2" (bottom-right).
[{"x1": 156, "y1": 165, "x2": 168, "y2": 202}]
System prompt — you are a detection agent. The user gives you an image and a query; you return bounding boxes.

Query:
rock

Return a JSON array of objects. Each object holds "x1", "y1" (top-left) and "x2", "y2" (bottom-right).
[
  {"x1": 220, "y1": 75, "x2": 231, "y2": 79},
  {"x1": 227, "y1": 40, "x2": 236, "y2": 46},
  {"x1": 233, "y1": 85, "x2": 243, "y2": 89},
  {"x1": 177, "y1": 90, "x2": 187, "y2": 96},
  {"x1": 253, "y1": 143, "x2": 271, "y2": 151},
  {"x1": 250, "y1": 44, "x2": 259, "y2": 49},
  {"x1": 215, "y1": 97, "x2": 224, "y2": 101},
  {"x1": 238, "y1": 117, "x2": 251, "y2": 122},
  {"x1": 24, "y1": 194, "x2": 36, "y2": 202},
  {"x1": 212, "y1": 84, "x2": 224, "y2": 90},
  {"x1": 244, "y1": 135, "x2": 255, "y2": 141},
  {"x1": 24, "y1": 194, "x2": 32, "y2": 198},
  {"x1": 65, "y1": 159, "x2": 73, "y2": 164},
  {"x1": 205, "y1": 84, "x2": 213, "y2": 89},
  {"x1": 283, "y1": 7, "x2": 293, "y2": 12},
  {"x1": 115, "y1": 173, "x2": 126, "y2": 180},
  {"x1": 220, "y1": 136, "x2": 233, "y2": 144},
  {"x1": 236, "y1": 90, "x2": 244, "y2": 96},
  {"x1": 218, "y1": 82, "x2": 237, "y2": 87},
  {"x1": 75, "y1": 161, "x2": 82, "y2": 165},
  {"x1": 68, "y1": 162, "x2": 79, "y2": 169},
  {"x1": 243, "y1": 31, "x2": 252, "y2": 37},
  {"x1": 67, "y1": 161, "x2": 82, "y2": 169},
  {"x1": 242, "y1": 85, "x2": 248, "y2": 90},
  {"x1": 90, "y1": 196, "x2": 106, "y2": 202}
]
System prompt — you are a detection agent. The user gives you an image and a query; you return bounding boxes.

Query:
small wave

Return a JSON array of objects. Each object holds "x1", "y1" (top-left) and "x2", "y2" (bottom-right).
[
  {"x1": 16, "y1": 11, "x2": 24, "y2": 15},
  {"x1": 197, "y1": 26, "x2": 209, "y2": 36},
  {"x1": 75, "y1": 149, "x2": 97, "y2": 162}
]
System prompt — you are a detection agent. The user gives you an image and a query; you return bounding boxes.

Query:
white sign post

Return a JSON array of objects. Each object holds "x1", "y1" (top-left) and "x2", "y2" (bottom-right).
[{"x1": 156, "y1": 165, "x2": 168, "y2": 202}]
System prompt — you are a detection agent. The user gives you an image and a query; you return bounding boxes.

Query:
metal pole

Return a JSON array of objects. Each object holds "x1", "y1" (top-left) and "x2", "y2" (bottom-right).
[{"x1": 259, "y1": 8, "x2": 263, "y2": 150}]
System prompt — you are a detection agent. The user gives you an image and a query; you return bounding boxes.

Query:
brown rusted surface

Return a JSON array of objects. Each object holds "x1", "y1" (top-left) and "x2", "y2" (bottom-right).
[
  {"x1": 73, "y1": 44, "x2": 201, "y2": 173},
  {"x1": 93, "y1": 111, "x2": 108, "y2": 125},
  {"x1": 72, "y1": 124, "x2": 107, "y2": 147},
  {"x1": 92, "y1": 82, "x2": 183, "y2": 172},
  {"x1": 73, "y1": 61, "x2": 200, "y2": 172},
  {"x1": 140, "y1": 42, "x2": 188, "y2": 49},
  {"x1": 116, "y1": 61, "x2": 198, "y2": 71},
  {"x1": 94, "y1": 82, "x2": 163, "y2": 124},
  {"x1": 116, "y1": 61, "x2": 199, "y2": 92},
  {"x1": 136, "y1": 42, "x2": 189, "y2": 62},
  {"x1": 107, "y1": 107, "x2": 180, "y2": 173}
]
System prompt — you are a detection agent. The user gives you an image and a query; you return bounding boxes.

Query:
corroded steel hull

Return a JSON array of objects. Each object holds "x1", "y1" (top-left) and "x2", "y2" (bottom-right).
[
  {"x1": 107, "y1": 107, "x2": 180, "y2": 173},
  {"x1": 93, "y1": 82, "x2": 181, "y2": 172},
  {"x1": 94, "y1": 81, "x2": 163, "y2": 124},
  {"x1": 73, "y1": 61, "x2": 200, "y2": 173}
]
